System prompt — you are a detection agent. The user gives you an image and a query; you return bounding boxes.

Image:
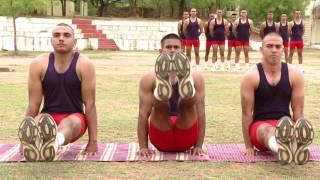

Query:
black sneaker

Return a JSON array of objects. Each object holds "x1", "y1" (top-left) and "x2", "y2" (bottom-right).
[
  {"x1": 275, "y1": 116, "x2": 294, "y2": 165},
  {"x1": 172, "y1": 52, "x2": 195, "y2": 99},
  {"x1": 18, "y1": 117, "x2": 41, "y2": 162},
  {"x1": 293, "y1": 118, "x2": 314, "y2": 165},
  {"x1": 38, "y1": 114, "x2": 57, "y2": 162},
  {"x1": 154, "y1": 53, "x2": 172, "y2": 101}
]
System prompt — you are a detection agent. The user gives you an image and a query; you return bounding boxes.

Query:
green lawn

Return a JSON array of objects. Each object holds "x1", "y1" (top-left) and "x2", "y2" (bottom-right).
[{"x1": 0, "y1": 50, "x2": 319, "y2": 179}]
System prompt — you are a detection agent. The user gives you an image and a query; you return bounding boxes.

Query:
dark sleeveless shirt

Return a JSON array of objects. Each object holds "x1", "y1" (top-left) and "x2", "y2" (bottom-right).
[
  {"x1": 291, "y1": 21, "x2": 303, "y2": 41},
  {"x1": 212, "y1": 18, "x2": 225, "y2": 41},
  {"x1": 186, "y1": 18, "x2": 200, "y2": 40},
  {"x1": 41, "y1": 52, "x2": 84, "y2": 114},
  {"x1": 279, "y1": 22, "x2": 289, "y2": 42},
  {"x1": 236, "y1": 18, "x2": 250, "y2": 41},
  {"x1": 253, "y1": 63, "x2": 292, "y2": 121}
]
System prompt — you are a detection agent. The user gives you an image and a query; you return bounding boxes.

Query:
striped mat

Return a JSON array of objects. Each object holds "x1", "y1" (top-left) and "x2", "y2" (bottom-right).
[{"x1": 0, "y1": 143, "x2": 319, "y2": 162}]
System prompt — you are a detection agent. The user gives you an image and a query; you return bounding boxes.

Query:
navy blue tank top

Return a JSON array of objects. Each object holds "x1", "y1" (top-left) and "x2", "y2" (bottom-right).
[
  {"x1": 169, "y1": 82, "x2": 179, "y2": 116},
  {"x1": 186, "y1": 18, "x2": 200, "y2": 40},
  {"x1": 228, "y1": 22, "x2": 236, "y2": 40},
  {"x1": 279, "y1": 22, "x2": 289, "y2": 42},
  {"x1": 179, "y1": 20, "x2": 186, "y2": 39},
  {"x1": 291, "y1": 21, "x2": 303, "y2": 41},
  {"x1": 253, "y1": 63, "x2": 292, "y2": 121},
  {"x1": 213, "y1": 18, "x2": 225, "y2": 41},
  {"x1": 41, "y1": 52, "x2": 84, "y2": 114},
  {"x1": 236, "y1": 18, "x2": 250, "y2": 41},
  {"x1": 263, "y1": 21, "x2": 276, "y2": 36},
  {"x1": 205, "y1": 20, "x2": 212, "y2": 41}
]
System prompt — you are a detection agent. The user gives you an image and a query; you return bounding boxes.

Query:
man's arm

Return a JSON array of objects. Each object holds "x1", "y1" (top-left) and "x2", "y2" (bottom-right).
[
  {"x1": 233, "y1": 20, "x2": 238, "y2": 37},
  {"x1": 198, "y1": 19, "x2": 204, "y2": 35},
  {"x1": 194, "y1": 73, "x2": 206, "y2": 155},
  {"x1": 209, "y1": 20, "x2": 215, "y2": 37},
  {"x1": 177, "y1": 20, "x2": 182, "y2": 36},
  {"x1": 25, "y1": 56, "x2": 44, "y2": 117},
  {"x1": 290, "y1": 67, "x2": 304, "y2": 122},
  {"x1": 79, "y1": 56, "x2": 98, "y2": 153},
  {"x1": 288, "y1": 21, "x2": 293, "y2": 37},
  {"x1": 224, "y1": 19, "x2": 229, "y2": 36},
  {"x1": 183, "y1": 20, "x2": 188, "y2": 37},
  {"x1": 240, "y1": 71, "x2": 256, "y2": 156},
  {"x1": 137, "y1": 74, "x2": 154, "y2": 156}
]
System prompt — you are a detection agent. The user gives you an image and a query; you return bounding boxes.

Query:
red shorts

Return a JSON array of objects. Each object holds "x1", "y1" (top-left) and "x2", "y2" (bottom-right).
[
  {"x1": 235, "y1": 40, "x2": 250, "y2": 47},
  {"x1": 185, "y1": 40, "x2": 200, "y2": 48},
  {"x1": 206, "y1": 40, "x2": 213, "y2": 49},
  {"x1": 212, "y1": 40, "x2": 225, "y2": 46},
  {"x1": 228, "y1": 40, "x2": 237, "y2": 48},
  {"x1": 249, "y1": 120, "x2": 278, "y2": 151},
  {"x1": 283, "y1": 41, "x2": 289, "y2": 48},
  {"x1": 290, "y1": 41, "x2": 304, "y2": 50},
  {"x1": 182, "y1": 39, "x2": 186, "y2": 47},
  {"x1": 50, "y1": 113, "x2": 87, "y2": 142},
  {"x1": 149, "y1": 116, "x2": 198, "y2": 152}
]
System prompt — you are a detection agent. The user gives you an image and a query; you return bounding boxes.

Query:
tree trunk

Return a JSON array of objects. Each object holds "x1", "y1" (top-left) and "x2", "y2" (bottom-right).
[
  {"x1": 13, "y1": 17, "x2": 17, "y2": 53},
  {"x1": 178, "y1": 0, "x2": 186, "y2": 18},
  {"x1": 60, "y1": 0, "x2": 66, "y2": 16},
  {"x1": 51, "y1": 0, "x2": 54, "y2": 16},
  {"x1": 98, "y1": 5, "x2": 104, "y2": 16},
  {"x1": 216, "y1": 0, "x2": 221, "y2": 9}
]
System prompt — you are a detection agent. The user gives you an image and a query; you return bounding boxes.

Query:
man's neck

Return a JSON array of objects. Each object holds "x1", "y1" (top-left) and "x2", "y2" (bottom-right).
[
  {"x1": 54, "y1": 51, "x2": 74, "y2": 65},
  {"x1": 262, "y1": 61, "x2": 281, "y2": 75}
]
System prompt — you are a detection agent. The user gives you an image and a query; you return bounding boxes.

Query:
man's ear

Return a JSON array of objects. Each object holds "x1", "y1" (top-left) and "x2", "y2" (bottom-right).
[
  {"x1": 159, "y1": 48, "x2": 163, "y2": 53},
  {"x1": 74, "y1": 39, "x2": 77, "y2": 46}
]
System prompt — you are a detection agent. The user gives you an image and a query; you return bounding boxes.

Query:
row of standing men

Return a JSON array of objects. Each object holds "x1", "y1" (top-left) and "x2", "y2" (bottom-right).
[{"x1": 178, "y1": 8, "x2": 305, "y2": 72}]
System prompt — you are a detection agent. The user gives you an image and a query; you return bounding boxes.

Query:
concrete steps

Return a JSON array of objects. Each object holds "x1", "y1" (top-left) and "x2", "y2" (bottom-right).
[{"x1": 72, "y1": 19, "x2": 119, "y2": 50}]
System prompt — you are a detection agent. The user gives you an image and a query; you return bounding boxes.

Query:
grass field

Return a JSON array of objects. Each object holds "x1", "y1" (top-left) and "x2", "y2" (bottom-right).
[{"x1": 0, "y1": 50, "x2": 319, "y2": 179}]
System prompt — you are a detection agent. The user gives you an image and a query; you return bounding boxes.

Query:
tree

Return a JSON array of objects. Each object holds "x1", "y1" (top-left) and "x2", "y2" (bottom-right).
[
  {"x1": 128, "y1": 0, "x2": 138, "y2": 17},
  {"x1": 90, "y1": 0, "x2": 122, "y2": 16},
  {"x1": 0, "y1": 0, "x2": 47, "y2": 53},
  {"x1": 239, "y1": 0, "x2": 311, "y2": 24},
  {"x1": 60, "y1": 0, "x2": 67, "y2": 16}
]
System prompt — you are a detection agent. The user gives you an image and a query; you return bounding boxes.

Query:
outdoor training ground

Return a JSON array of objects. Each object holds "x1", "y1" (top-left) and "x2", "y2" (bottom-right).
[{"x1": 0, "y1": 49, "x2": 319, "y2": 179}]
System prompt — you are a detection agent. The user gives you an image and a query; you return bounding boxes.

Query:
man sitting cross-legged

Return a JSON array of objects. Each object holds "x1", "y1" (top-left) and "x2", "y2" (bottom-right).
[
  {"x1": 137, "y1": 33, "x2": 206, "y2": 156},
  {"x1": 241, "y1": 32, "x2": 313, "y2": 165},
  {"x1": 18, "y1": 23, "x2": 98, "y2": 162}
]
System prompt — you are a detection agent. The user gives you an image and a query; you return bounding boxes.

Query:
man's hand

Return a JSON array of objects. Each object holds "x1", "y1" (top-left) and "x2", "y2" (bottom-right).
[
  {"x1": 244, "y1": 147, "x2": 256, "y2": 156},
  {"x1": 137, "y1": 148, "x2": 154, "y2": 158},
  {"x1": 19, "y1": 144, "x2": 23, "y2": 155},
  {"x1": 191, "y1": 146, "x2": 207, "y2": 156},
  {"x1": 83, "y1": 141, "x2": 98, "y2": 155}
]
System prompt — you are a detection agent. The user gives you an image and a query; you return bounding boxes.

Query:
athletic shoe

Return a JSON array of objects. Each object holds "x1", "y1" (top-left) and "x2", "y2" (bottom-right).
[
  {"x1": 204, "y1": 61, "x2": 208, "y2": 70},
  {"x1": 220, "y1": 63, "x2": 226, "y2": 72},
  {"x1": 226, "y1": 61, "x2": 231, "y2": 70},
  {"x1": 154, "y1": 53, "x2": 172, "y2": 101},
  {"x1": 293, "y1": 118, "x2": 314, "y2": 165},
  {"x1": 38, "y1": 114, "x2": 57, "y2": 162},
  {"x1": 18, "y1": 117, "x2": 41, "y2": 162},
  {"x1": 211, "y1": 64, "x2": 217, "y2": 72},
  {"x1": 235, "y1": 63, "x2": 241, "y2": 72},
  {"x1": 275, "y1": 116, "x2": 294, "y2": 165},
  {"x1": 172, "y1": 52, "x2": 195, "y2": 99}
]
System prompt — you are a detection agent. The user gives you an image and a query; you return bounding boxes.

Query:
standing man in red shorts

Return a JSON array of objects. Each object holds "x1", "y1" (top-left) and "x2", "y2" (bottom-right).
[
  {"x1": 204, "y1": 12, "x2": 215, "y2": 70},
  {"x1": 259, "y1": 11, "x2": 277, "y2": 39},
  {"x1": 18, "y1": 23, "x2": 98, "y2": 162},
  {"x1": 277, "y1": 14, "x2": 290, "y2": 63},
  {"x1": 227, "y1": 13, "x2": 237, "y2": 70},
  {"x1": 210, "y1": 9, "x2": 228, "y2": 72},
  {"x1": 183, "y1": 8, "x2": 203, "y2": 71},
  {"x1": 178, "y1": 11, "x2": 189, "y2": 52},
  {"x1": 233, "y1": 9, "x2": 254, "y2": 71},
  {"x1": 137, "y1": 33, "x2": 206, "y2": 156},
  {"x1": 241, "y1": 33, "x2": 313, "y2": 165},
  {"x1": 289, "y1": 9, "x2": 305, "y2": 72}
]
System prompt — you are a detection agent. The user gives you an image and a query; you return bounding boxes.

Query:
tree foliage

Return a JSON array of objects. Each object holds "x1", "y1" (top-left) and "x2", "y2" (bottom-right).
[
  {"x1": 239, "y1": 0, "x2": 310, "y2": 23},
  {"x1": 0, "y1": 0, "x2": 47, "y2": 52}
]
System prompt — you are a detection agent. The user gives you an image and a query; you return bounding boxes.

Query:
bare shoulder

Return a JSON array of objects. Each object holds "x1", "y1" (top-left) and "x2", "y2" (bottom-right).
[
  {"x1": 249, "y1": 19, "x2": 254, "y2": 24},
  {"x1": 242, "y1": 65, "x2": 259, "y2": 87},
  {"x1": 78, "y1": 53, "x2": 93, "y2": 65},
  {"x1": 30, "y1": 53, "x2": 49, "y2": 71},
  {"x1": 139, "y1": 72, "x2": 155, "y2": 91},
  {"x1": 287, "y1": 64, "x2": 304, "y2": 84},
  {"x1": 192, "y1": 72, "x2": 204, "y2": 86}
]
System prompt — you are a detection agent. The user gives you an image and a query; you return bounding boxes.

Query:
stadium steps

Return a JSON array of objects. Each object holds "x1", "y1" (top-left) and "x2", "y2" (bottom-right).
[{"x1": 72, "y1": 19, "x2": 119, "y2": 50}]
